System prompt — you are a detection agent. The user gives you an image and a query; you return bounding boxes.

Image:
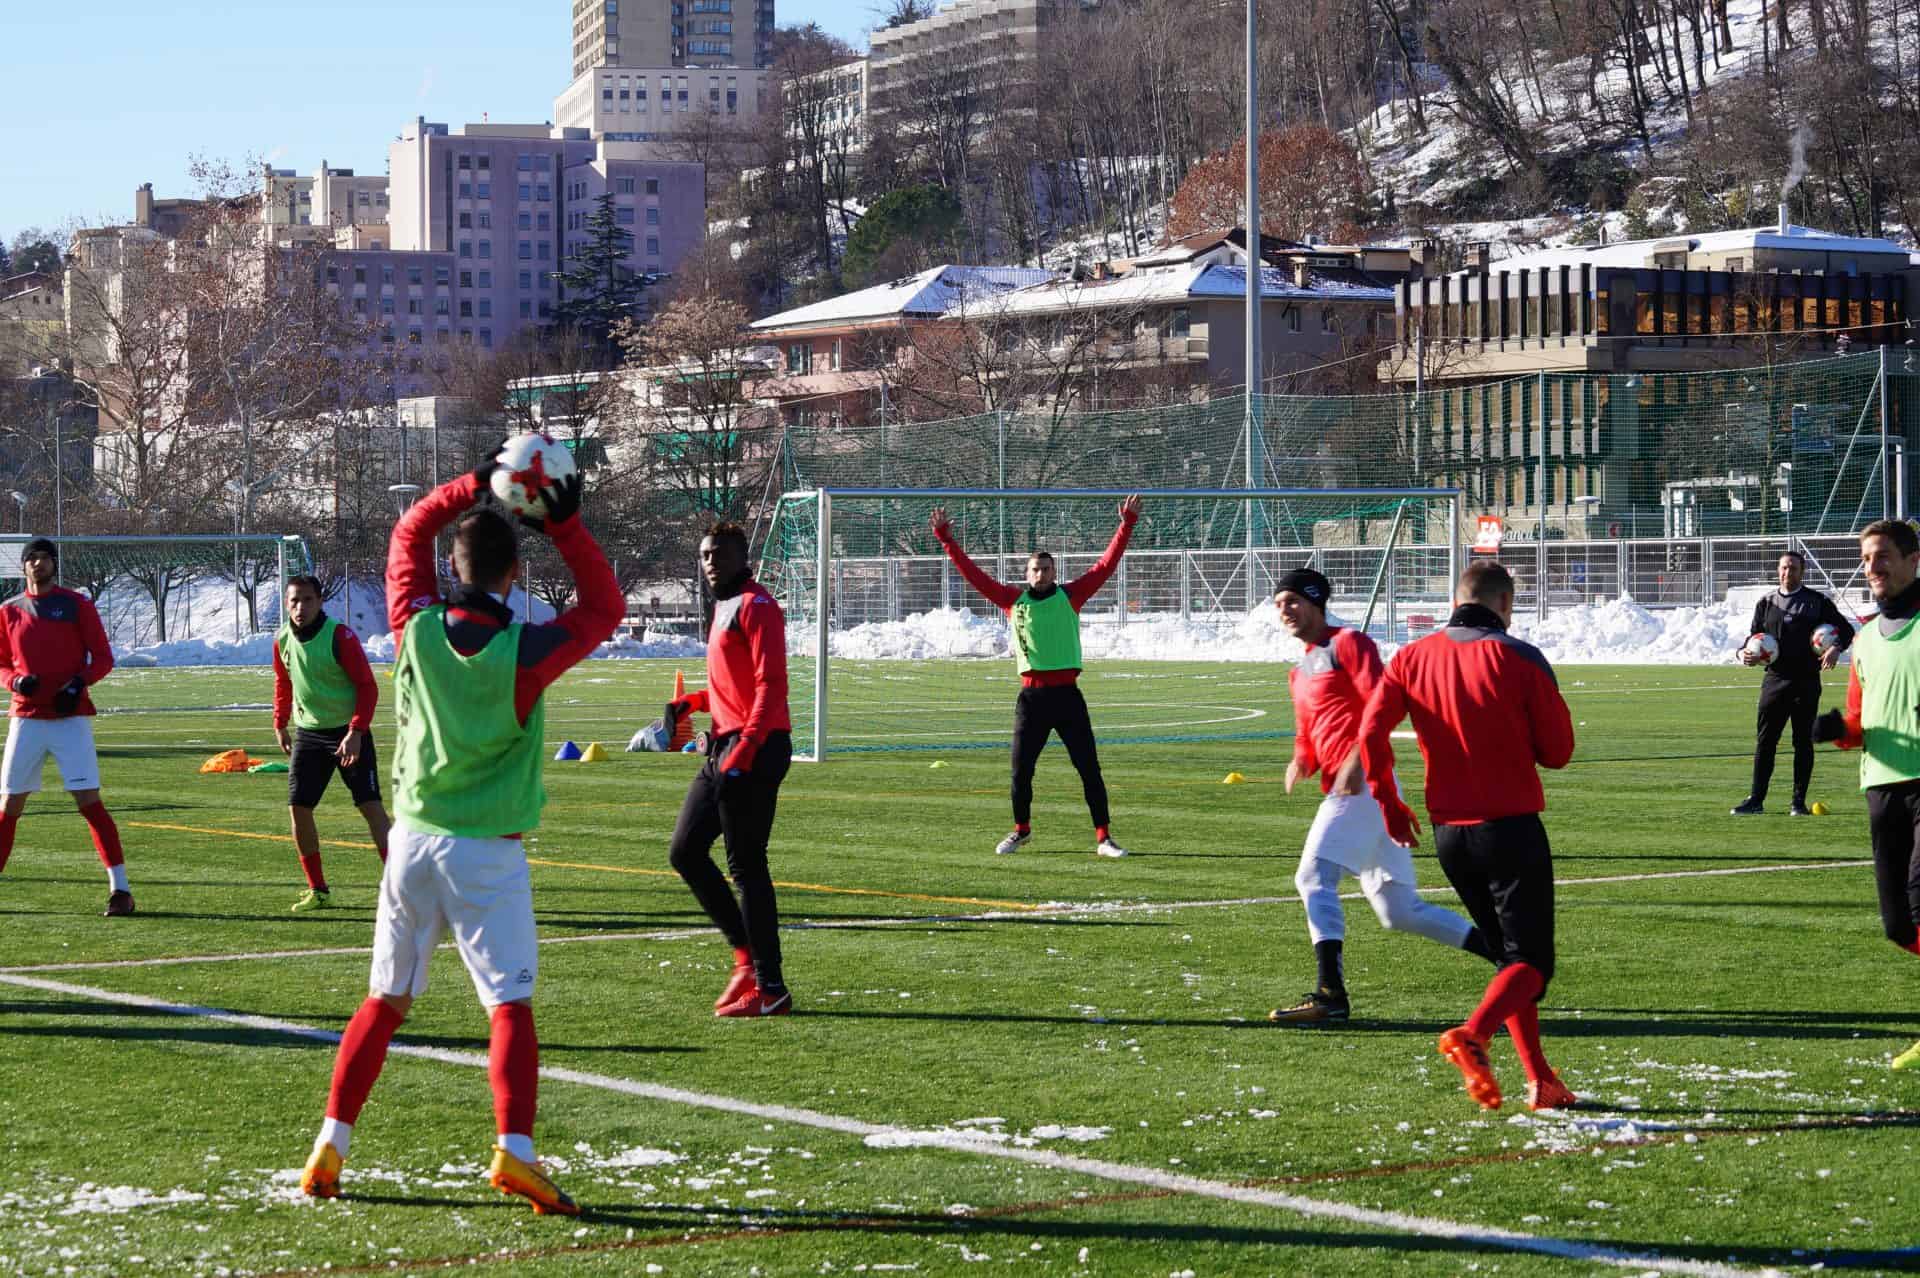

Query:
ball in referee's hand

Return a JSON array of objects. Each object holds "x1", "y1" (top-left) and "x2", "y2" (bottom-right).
[
  {"x1": 490, "y1": 432, "x2": 577, "y2": 520},
  {"x1": 1743, "y1": 632, "x2": 1779, "y2": 663},
  {"x1": 1811, "y1": 623, "x2": 1841, "y2": 657}
]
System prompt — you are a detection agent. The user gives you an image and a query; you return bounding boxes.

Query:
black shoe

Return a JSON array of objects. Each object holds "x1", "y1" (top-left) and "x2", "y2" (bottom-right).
[
  {"x1": 1789, "y1": 800, "x2": 1812, "y2": 817},
  {"x1": 1269, "y1": 990, "x2": 1350, "y2": 1024},
  {"x1": 103, "y1": 889, "x2": 135, "y2": 918},
  {"x1": 1730, "y1": 797, "x2": 1764, "y2": 816}
]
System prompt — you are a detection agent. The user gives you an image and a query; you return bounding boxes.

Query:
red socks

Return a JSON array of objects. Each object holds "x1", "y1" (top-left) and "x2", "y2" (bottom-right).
[
  {"x1": 1902, "y1": 938, "x2": 1920, "y2": 957},
  {"x1": 298, "y1": 853, "x2": 327, "y2": 891},
  {"x1": 0, "y1": 810, "x2": 15, "y2": 874},
  {"x1": 1505, "y1": 1001, "x2": 1552, "y2": 1083},
  {"x1": 327, "y1": 998, "x2": 405, "y2": 1125},
  {"x1": 489, "y1": 1003, "x2": 538, "y2": 1141},
  {"x1": 1015, "y1": 823, "x2": 1031, "y2": 836},
  {"x1": 1095, "y1": 825, "x2": 1110, "y2": 842},
  {"x1": 80, "y1": 801, "x2": 122, "y2": 868},
  {"x1": 1465, "y1": 962, "x2": 1545, "y2": 1043}
]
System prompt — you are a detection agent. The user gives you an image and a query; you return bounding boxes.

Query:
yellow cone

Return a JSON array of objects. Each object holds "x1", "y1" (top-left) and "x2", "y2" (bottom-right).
[
  {"x1": 1810, "y1": 801, "x2": 1830, "y2": 816},
  {"x1": 1222, "y1": 771, "x2": 1247, "y2": 785},
  {"x1": 580, "y1": 742, "x2": 609, "y2": 762},
  {"x1": 929, "y1": 760, "x2": 948, "y2": 769}
]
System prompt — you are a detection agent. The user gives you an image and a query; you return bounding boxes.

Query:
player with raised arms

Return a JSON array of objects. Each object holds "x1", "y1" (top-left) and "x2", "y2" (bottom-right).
[
  {"x1": 929, "y1": 496, "x2": 1140, "y2": 858},
  {"x1": 0, "y1": 537, "x2": 130, "y2": 916},
  {"x1": 1269, "y1": 567, "x2": 1494, "y2": 1025},
  {"x1": 272, "y1": 573, "x2": 390, "y2": 912},
  {"x1": 301, "y1": 438, "x2": 618, "y2": 1214},
  {"x1": 1342, "y1": 560, "x2": 1577, "y2": 1112}
]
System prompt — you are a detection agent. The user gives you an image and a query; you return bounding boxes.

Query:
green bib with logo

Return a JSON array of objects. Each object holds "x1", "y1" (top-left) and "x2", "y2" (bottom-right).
[{"x1": 392, "y1": 606, "x2": 546, "y2": 836}]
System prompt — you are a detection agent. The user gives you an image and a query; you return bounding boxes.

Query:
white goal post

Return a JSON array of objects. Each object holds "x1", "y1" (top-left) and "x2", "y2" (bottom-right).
[{"x1": 762, "y1": 486, "x2": 1464, "y2": 762}]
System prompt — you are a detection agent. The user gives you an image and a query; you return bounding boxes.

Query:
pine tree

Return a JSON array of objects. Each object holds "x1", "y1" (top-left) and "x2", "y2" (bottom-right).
[{"x1": 553, "y1": 193, "x2": 658, "y2": 353}]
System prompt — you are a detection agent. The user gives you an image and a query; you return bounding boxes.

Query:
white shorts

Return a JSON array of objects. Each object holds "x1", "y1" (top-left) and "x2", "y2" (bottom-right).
[
  {"x1": 369, "y1": 821, "x2": 538, "y2": 1008},
  {"x1": 2, "y1": 716, "x2": 101, "y2": 795},
  {"x1": 1300, "y1": 790, "x2": 1420, "y2": 894}
]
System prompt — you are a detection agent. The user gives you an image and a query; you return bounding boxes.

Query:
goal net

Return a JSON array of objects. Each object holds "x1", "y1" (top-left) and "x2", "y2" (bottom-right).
[{"x1": 758, "y1": 487, "x2": 1463, "y2": 761}]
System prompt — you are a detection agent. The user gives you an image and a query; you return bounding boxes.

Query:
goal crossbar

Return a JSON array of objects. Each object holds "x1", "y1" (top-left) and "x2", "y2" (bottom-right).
[{"x1": 778, "y1": 485, "x2": 1463, "y2": 762}]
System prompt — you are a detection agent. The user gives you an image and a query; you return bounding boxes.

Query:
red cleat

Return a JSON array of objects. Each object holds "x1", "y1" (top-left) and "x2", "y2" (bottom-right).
[
  {"x1": 717, "y1": 987, "x2": 792, "y2": 1018},
  {"x1": 1526, "y1": 1073, "x2": 1578, "y2": 1111},
  {"x1": 715, "y1": 962, "x2": 757, "y2": 1011},
  {"x1": 1437, "y1": 1026, "x2": 1502, "y2": 1110}
]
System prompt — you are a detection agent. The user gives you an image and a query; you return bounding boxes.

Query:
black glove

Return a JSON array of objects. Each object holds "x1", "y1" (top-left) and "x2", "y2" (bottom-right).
[
  {"x1": 663, "y1": 698, "x2": 691, "y2": 732},
  {"x1": 1812, "y1": 709, "x2": 1847, "y2": 744},
  {"x1": 519, "y1": 472, "x2": 583, "y2": 533},
  {"x1": 52, "y1": 676, "x2": 84, "y2": 714},
  {"x1": 10, "y1": 674, "x2": 39, "y2": 697},
  {"x1": 470, "y1": 435, "x2": 513, "y2": 488}
]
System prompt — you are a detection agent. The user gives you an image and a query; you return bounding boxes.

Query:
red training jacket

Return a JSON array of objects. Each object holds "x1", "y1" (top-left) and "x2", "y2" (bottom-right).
[
  {"x1": 1289, "y1": 626, "x2": 1391, "y2": 794},
  {"x1": 933, "y1": 510, "x2": 1137, "y2": 687},
  {"x1": 272, "y1": 620, "x2": 379, "y2": 732},
  {"x1": 0, "y1": 585, "x2": 114, "y2": 719},
  {"x1": 1356, "y1": 607, "x2": 1575, "y2": 825},
  {"x1": 676, "y1": 577, "x2": 791, "y2": 749},
  {"x1": 386, "y1": 472, "x2": 624, "y2": 726}
]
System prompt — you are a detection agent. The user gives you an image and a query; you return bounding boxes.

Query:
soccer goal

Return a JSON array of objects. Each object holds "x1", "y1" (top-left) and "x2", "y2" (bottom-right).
[{"x1": 758, "y1": 486, "x2": 1463, "y2": 761}]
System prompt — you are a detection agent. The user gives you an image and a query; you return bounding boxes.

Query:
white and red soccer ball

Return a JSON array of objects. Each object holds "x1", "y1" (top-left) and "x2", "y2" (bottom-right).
[
  {"x1": 1743, "y1": 632, "x2": 1780, "y2": 663},
  {"x1": 1811, "y1": 623, "x2": 1842, "y2": 657},
  {"x1": 490, "y1": 432, "x2": 577, "y2": 520}
]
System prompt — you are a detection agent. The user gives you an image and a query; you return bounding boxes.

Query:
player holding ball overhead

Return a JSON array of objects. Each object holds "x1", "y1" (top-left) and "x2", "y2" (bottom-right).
[{"x1": 1732, "y1": 550, "x2": 1853, "y2": 817}]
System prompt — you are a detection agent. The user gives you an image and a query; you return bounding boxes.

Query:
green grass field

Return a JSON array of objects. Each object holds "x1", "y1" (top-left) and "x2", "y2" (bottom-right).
[{"x1": 3, "y1": 660, "x2": 1918, "y2": 1276}]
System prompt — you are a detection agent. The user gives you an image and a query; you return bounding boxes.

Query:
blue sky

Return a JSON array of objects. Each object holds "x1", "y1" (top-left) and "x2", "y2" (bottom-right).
[{"x1": 0, "y1": 0, "x2": 871, "y2": 244}]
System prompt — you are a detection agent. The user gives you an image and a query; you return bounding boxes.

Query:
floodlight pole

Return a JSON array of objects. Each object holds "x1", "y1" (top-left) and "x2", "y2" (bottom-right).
[{"x1": 1243, "y1": 0, "x2": 1262, "y2": 610}]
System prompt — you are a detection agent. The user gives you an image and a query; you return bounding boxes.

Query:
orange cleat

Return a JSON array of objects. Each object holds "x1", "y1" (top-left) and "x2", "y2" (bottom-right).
[
  {"x1": 1437, "y1": 1026, "x2": 1503, "y2": 1111},
  {"x1": 715, "y1": 962, "x2": 757, "y2": 1011},
  {"x1": 1525, "y1": 1072, "x2": 1578, "y2": 1111},
  {"x1": 488, "y1": 1146, "x2": 580, "y2": 1216},
  {"x1": 300, "y1": 1142, "x2": 342, "y2": 1199},
  {"x1": 717, "y1": 987, "x2": 792, "y2": 1018}
]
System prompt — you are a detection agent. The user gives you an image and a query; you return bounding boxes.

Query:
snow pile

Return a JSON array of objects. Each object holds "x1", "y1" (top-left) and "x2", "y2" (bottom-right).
[
  {"x1": 116, "y1": 634, "x2": 279, "y2": 669},
  {"x1": 1512, "y1": 595, "x2": 1747, "y2": 665}
]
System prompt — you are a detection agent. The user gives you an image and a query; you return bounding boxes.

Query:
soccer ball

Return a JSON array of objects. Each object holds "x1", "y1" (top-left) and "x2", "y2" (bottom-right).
[
  {"x1": 1743, "y1": 632, "x2": 1780, "y2": 663},
  {"x1": 489, "y1": 432, "x2": 576, "y2": 519},
  {"x1": 1811, "y1": 623, "x2": 1841, "y2": 656}
]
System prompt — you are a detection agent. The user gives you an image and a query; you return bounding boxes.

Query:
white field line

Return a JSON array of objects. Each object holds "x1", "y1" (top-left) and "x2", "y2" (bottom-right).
[
  {"x1": 0, "y1": 967, "x2": 1774, "y2": 1278},
  {"x1": 0, "y1": 859, "x2": 1871, "y2": 977}
]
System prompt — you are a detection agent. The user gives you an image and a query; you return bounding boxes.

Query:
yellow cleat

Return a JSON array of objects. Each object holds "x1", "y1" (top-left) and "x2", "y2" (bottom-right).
[
  {"x1": 300, "y1": 1142, "x2": 342, "y2": 1199},
  {"x1": 488, "y1": 1146, "x2": 580, "y2": 1216},
  {"x1": 291, "y1": 889, "x2": 332, "y2": 913},
  {"x1": 1892, "y1": 1039, "x2": 1920, "y2": 1071}
]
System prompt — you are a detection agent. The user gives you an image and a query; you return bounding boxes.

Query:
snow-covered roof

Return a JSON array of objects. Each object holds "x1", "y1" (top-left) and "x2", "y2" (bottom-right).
[
  {"x1": 751, "y1": 265, "x2": 1054, "y2": 332},
  {"x1": 1486, "y1": 223, "x2": 1919, "y2": 274},
  {"x1": 955, "y1": 263, "x2": 1391, "y2": 320}
]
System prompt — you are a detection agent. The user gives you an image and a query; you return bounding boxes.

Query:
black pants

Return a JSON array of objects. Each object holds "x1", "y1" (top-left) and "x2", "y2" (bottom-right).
[
  {"x1": 1011, "y1": 683, "x2": 1109, "y2": 829},
  {"x1": 288, "y1": 725, "x2": 381, "y2": 809},
  {"x1": 1433, "y1": 814, "x2": 1556, "y2": 988},
  {"x1": 1752, "y1": 674, "x2": 1820, "y2": 805},
  {"x1": 1865, "y1": 781, "x2": 1920, "y2": 949},
  {"x1": 668, "y1": 730, "x2": 792, "y2": 987}
]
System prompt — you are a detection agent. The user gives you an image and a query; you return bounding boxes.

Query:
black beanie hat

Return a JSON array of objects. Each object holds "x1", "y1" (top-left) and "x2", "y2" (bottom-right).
[
  {"x1": 1275, "y1": 566, "x2": 1331, "y2": 608},
  {"x1": 20, "y1": 537, "x2": 57, "y2": 564}
]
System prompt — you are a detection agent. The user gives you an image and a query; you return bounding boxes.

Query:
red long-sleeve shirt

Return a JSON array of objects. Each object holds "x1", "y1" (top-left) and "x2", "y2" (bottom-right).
[
  {"x1": 934, "y1": 511, "x2": 1137, "y2": 687},
  {"x1": 386, "y1": 472, "x2": 624, "y2": 725},
  {"x1": 0, "y1": 585, "x2": 114, "y2": 719},
  {"x1": 676, "y1": 577, "x2": 791, "y2": 745},
  {"x1": 1356, "y1": 606, "x2": 1575, "y2": 825},
  {"x1": 272, "y1": 621, "x2": 378, "y2": 732},
  {"x1": 1289, "y1": 626, "x2": 1390, "y2": 793}
]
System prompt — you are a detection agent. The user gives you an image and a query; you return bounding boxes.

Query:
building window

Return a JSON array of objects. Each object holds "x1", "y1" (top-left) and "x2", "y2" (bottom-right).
[
  {"x1": 478, "y1": 211, "x2": 491, "y2": 228},
  {"x1": 478, "y1": 299, "x2": 492, "y2": 317},
  {"x1": 1287, "y1": 308, "x2": 1301, "y2": 333},
  {"x1": 518, "y1": 184, "x2": 532, "y2": 201},
  {"x1": 477, "y1": 182, "x2": 490, "y2": 199},
  {"x1": 785, "y1": 343, "x2": 810, "y2": 373},
  {"x1": 458, "y1": 154, "x2": 472, "y2": 170},
  {"x1": 617, "y1": 207, "x2": 636, "y2": 225},
  {"x1": 459, "y1": 241, "x2": 472, "y2": 258},
  {"x1": 1321, "y1": 308, "x2": 1335, "y2": 333},
  {"x1": 460, "y1": 300, "x2": 473, "y2": 318},
  {"x1": 645, "y1": 178, "x2": 659, "y2": 194},
  {"x1": 479, "y1": 240, "x2": 491, "y2": 258},
  {"x1": 519, "y1": 271, "x2": 533, "y2": 289},
  {"x1": 519, "y1": 241, "x2": 532, "y2": 260},
  {"x1": 459, "y1": 183, "x2": 472, "y2": 199},
  {"x1": 537, "y1": 241, "x2": 551, "y2": 260},
  {"x1": 537, "y1": 212, "x2": 551, "y2": 230},
  {"x1": 518, "y1": 211, "x2": 533, "y2": 230},
  {"x1": 1166, "y1": 306, "x2": 1190, "y2": 338},
  {"x1": 382, "y1": 266, "x2": 394, "y2": 284},
  {"x1": 382, "y1": 297, "x2": 395, "y2": 314},
  {"x1": 435, "y1": 298, "x2": 450, "y2": 314},
  {"x1": 646, "y1": 207, "x2": 660, "y2": 225},
  {"x1": 459, "y1": 212, "x2": 472, "y2": 228},
  {"x1": 408, "y1": 299, "x2": 421, "y2": 314},
  {"x1": 617, "y1": 177, "x2": 635, "y2": 193},
  {"x1": 353, "y1": 266, "x2": 367, "y2": 283},
  {"x1": 325, "y1": 266, "x2": 338, "y2": 282},
  {"x1": 460, "y1": 270, "x2": 473, "y2": 287},
  {"x1": 520, "y1": 300, "x2": 533, "y2": 318},
  {"x1": 478, "y1": 270, "x2": 491, "y2": 287},
  {"x1": 480, "y1": 328, "x2": 492, "y2": 348},
  {"x1": 517, "y1": 154, "x2": 533, "y2": 171},
  {"x1": 435, "y1": 266, "x2": 450, "y2": 284},
  {"x1": 646, "y1": 236, "x2": 659, "y2": 255},
  {"x1": 477, "y1": 155, "x2": 490, "y2": 170},
  {"x1": 409, "y1": 267, "x2": 423, "y2": 285},
  {"x1": 536, "y1": 185, "x2": 551, "y2": 201}
]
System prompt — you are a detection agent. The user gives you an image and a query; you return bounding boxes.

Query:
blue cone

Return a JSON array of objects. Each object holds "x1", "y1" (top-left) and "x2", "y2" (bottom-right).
[{"x1": 554, "y1": 740, "x2": 583, "y2": 761}]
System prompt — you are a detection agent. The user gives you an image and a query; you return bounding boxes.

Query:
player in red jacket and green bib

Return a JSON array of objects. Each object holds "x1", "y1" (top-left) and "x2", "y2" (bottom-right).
[
  {"x1": 1814, "y1": 519, "x2": 1920, "y2": 1071},
  {"x1": 300, "y1": 454, "x2": 620, "y2": 1216},
  {"x1": 930, "y1": 496, "x2": 1140, "y2": 858},
  {"x1": 272, "y1": 573, "x2": 389, "y2": 912}
]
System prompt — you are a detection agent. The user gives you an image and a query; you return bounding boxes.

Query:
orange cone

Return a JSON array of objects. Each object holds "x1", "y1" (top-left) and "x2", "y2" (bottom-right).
[{"x1": 669, "y1": 669, "x2": 693, "y2": 750}]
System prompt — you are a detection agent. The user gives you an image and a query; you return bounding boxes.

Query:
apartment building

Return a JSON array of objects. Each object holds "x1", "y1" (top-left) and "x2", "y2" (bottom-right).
[
  {"x1": 867, "y1": 0, "x2": 1062, "y2": 122},
  {"x1": 552, "y1": 63, "x2": 770, "y2": 142},
  {"x1": 569, "y1": 0, "x2": 773, "y2": 79},
  {"x1": 783, "y1": 58, "x2": 867, "y2": 156}
]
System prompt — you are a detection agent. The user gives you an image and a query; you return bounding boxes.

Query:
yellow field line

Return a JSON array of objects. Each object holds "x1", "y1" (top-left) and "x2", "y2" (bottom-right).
[{"x1": 124, "y1": 821, "x2": 1042, "y2": 912}]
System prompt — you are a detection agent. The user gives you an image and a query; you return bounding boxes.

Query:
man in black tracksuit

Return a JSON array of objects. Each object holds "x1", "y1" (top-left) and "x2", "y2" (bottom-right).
[{"x1": 1733, "y1": 550, "x2": 1854, "y2": 817}]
